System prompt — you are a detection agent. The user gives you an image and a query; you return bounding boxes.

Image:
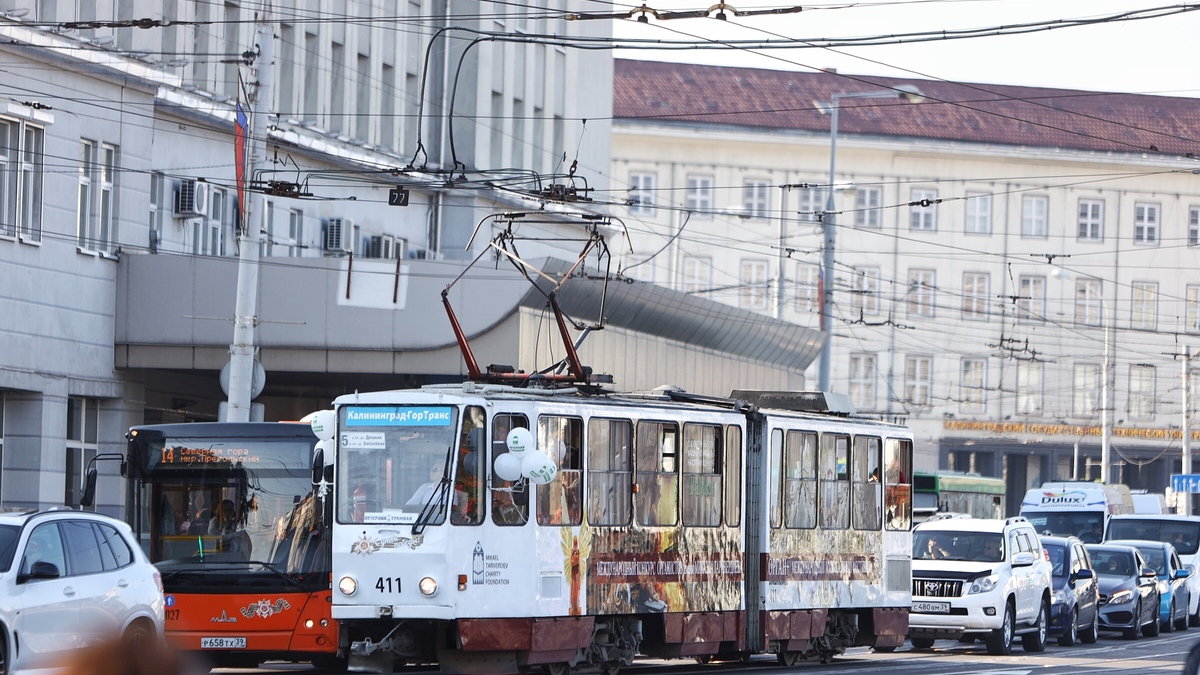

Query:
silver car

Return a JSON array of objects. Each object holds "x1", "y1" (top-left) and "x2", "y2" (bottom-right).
[{"x1": 0, "y1": 509, "x2": 165, "y2": 673}]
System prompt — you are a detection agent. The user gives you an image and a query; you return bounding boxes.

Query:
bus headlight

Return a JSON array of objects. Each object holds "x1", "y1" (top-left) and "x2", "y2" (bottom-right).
[
  {"x1": 338, "y1": 576, "x2": 358, "y2": 596},
  {"x1": 419, "y1": 577, "x2": 439, "y2": 597}
]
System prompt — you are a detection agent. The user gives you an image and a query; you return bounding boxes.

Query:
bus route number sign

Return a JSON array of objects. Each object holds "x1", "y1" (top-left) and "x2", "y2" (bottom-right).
[{"x1": 341, "y1": 432, "x2": 386, "y2": 450}]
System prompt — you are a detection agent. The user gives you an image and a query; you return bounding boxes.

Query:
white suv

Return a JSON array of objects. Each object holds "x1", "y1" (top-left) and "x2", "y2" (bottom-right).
[
  {"x1": 909, "y1": 516, "x2": 1053, "y2": 655},
  {"x1": 0, "y1": 509, "x2": 165, "y2": 673}
]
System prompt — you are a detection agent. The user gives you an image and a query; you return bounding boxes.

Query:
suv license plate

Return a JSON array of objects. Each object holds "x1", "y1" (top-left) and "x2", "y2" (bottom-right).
[
  {"x1": 913, "y1": 601, "x2": 950, "y2": 613},
  {"x1": 201, "y1": 637, "x2": 247, "y2": 649}
]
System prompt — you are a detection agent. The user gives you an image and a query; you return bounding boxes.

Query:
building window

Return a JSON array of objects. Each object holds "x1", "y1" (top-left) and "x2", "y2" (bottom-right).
[
  {"x1": 907, "y1": 269, "x2": 935, "y2": 318},
  {"x1": 260, "y1": 200, "x2": 274, "y2": 257},
  {"x1": 742, "y1": 180, "x2": 769, "y2": 219},
  {"x1": 905, "y1": 356, "x2": 932, "y2": 407},
  {"x1": 910, "y1": 188, "x2": 937, "y2": 231},
  {"x1": 681, "y1": 255, "x2": 712, "y2": 295},
  {"x1": 628, "y1": 172, "x2": 655, "y2": 215},
  {"x1": 1017, "y1": 275, "x2": 1045, "y2": 323},
  {"x1": 850, "y1": 267, "x2": 879, "y2": 316},
  {"x1": 286, "y1": 208, "x2": 303, "y2": 257},
  {"x1": 1073, "y1": 363, "x2": 1100, "y2": 417},
  {"x1": 622, "y1": 256, "x2": 654, "y2": 282},
  {"x1": 1134, "y1": 202, "x2": 1160, "y2": 244},
  {"x1": 1129, "y1": 365, "x2": 1155, "y2": 418},
  {"x1": 798, "y1": 187, "x2": 826, "y2": 222},
  {"x1": 0, "y1": 117, "x2": 45, "y2": 241},
  {"x1": 207, "y1": 188, "x2": 225, "y2": 257},
  {"x1": 963, "y1": 272, "x2": 989, "y2": 320},
  {"x1": 854, "y1": 186, "x2": 882, "y2": 228},
  {"x1": 1074, "y1": 279, "x2": 1103, "y2": 327},
  {"x1": 77, "y1": 140, "x2": 94, "y2": 249},
  {"x1": 739, "y1": 259, "x2": 769, "y2": 311},
  {"x1": 1131, "y1": 282, "x2": 1158, "y2": 331},
  {"x1": 1017, "y1": 361, "x2": 1043, "y2": 416},
  {"x1": 685, "y1": 175, "x2": 713, "y2": 217},
  {"x1": 1188, "y1": 285, "x2": 1200, "y2": 333},
  {"x1": 66, "y1": 397, "x2": 99, "y2": 510},
  {"x1": 795, "y1": 264, "x2": 819, "y2": 313},
  {"x1": 1078, "y1": 199, "x2": 1103, "y2": 241},
  {"x1": 77, "y1": 141, "x2": 117, "y2": 253},
  {"x1": 98, "y1": 144, "x2": 117, "y2": 253},
  {"x1": 1021, "y1": 195, "x2": 1048, "y2": 237},
  {"x1": 1191, "y1": 207, "x2": 1200, "y2": 247},
  {"x1": 849, "y1": 354, "x2": 875, "y2": 410},
  {"x1": 148, "y1": 172, "x2": 165, "y2": 252},
  {"x1": 961, "y1": 359, "x2": 986, "y2": 413},
  {"x1": 964, "y1": 191, "x2": 992, "y2": 235}
]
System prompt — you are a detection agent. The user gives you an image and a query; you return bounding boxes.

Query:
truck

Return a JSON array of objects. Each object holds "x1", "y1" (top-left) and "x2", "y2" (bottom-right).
[{"x1": 1018, "y1": 482, "x2": 1134, "y2": 541}]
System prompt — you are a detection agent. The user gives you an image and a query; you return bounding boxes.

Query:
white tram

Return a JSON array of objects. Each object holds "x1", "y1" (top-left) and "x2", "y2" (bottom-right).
[{"x1": 321, "y1": 384, "x2": 914, "y2": 673}]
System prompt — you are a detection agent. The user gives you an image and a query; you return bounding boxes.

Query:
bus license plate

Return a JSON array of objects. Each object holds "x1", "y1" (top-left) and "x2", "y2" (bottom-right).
[
  {"x1": 201, "y1": 637, "x2": 247, "y2": 649},
  {"x1": 913, "y1": 601, "x2": 950, "y2": 613}
]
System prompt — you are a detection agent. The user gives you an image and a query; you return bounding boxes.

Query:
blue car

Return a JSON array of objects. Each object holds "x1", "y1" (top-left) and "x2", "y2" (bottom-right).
[
  {"x1": 1042, "y1": 535, "x2": 1099, "y2": 645},
  {"x1": 1109, "y1": 539, "x2": 1192, "y2": 632}
]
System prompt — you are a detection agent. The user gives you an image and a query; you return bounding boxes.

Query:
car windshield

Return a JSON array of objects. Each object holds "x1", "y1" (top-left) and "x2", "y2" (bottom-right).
[
  {"x1": 1091, "y1": 550, "x2": 1136, "y2": 577},
  {"x1": 1138, "y1": 547, "x2": 1167, "y2": 575},
  {"x1": 0, "y1": 525, "x2": 17, "y2": 572},
  {"x1": 1107, "y1": 519, "x2": 1200, "y2": 556},
  {"x1": 914, "y1": 531, "x2": 1004, "y2": 562}
]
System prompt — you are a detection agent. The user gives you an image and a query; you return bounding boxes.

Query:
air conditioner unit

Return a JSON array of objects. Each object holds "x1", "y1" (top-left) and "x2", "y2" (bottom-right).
[
  {"x1": 366, "y1": 235, "x2": 392, "y2": 259},
  {"x1": 324, "y1": 217, "x2": 353, "y2": 252},
  {"x1": 174, "y1": 179, "x2": 209, "y2": 218},
  {"x1": 408, "y1": 247, "x2": 441, "y2": 260}
]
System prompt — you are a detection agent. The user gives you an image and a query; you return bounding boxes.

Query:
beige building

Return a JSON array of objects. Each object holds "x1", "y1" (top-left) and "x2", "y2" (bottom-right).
[{"x1": 611, "y1": 59, "x2": 1200, "y2": 514}]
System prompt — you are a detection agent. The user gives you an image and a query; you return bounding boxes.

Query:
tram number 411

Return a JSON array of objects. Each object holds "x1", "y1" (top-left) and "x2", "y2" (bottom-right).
[
  {"x1": 388, "y1": 187, "x2": 410, "y2": 207},
  {"x1": 376, "y1": 577, "x2": 402, "y2": 593}
]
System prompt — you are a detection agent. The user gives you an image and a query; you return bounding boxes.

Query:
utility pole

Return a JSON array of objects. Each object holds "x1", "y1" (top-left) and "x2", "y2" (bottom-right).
[
  {"x1": 224, "y1": 18, "x2": 274, "y2": 422},
  {"x1": 1185, "y1": 346, "x2": 1192, "y2": 515}
]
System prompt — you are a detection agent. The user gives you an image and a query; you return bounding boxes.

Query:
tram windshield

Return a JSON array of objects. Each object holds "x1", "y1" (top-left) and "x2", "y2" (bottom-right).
[{"x1": 336, "y1": 405, "x2": 461, "y2": 525}]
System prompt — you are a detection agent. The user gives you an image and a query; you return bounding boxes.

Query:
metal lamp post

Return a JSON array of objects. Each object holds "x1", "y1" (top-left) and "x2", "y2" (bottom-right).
[
  {"x1": 815, "y1": 85, "x2": 924, "y2": 392},
  {"x1": 1052, "y1": 268, "x2": 1112, "y2": 484}
]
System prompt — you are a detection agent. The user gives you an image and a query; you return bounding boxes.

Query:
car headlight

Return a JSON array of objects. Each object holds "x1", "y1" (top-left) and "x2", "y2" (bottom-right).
[
  {"x1": 968, "y1": 574, "x2": 999, "y2": 595},
  {"x1": 338, "y1": 576, "x2": 358, "y2": 596},
  {"x1": 1053, "y1": 588, "x2": 1067, "y2": 604},
  {"x1": 419, "y1": 576, "x2": 438, "y2": 597},
  {"x1": 1108, "y1": 589, "x2": 1133, "y2": 605}
]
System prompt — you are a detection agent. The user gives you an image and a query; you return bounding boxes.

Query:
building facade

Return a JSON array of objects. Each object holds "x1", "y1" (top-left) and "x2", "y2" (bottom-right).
[{"x1": 612, "y1": 59, "x2": 1200, "y2": 513}]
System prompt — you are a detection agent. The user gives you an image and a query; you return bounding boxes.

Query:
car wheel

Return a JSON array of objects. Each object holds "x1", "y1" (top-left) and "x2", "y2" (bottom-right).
[
  {"x1": 910, "y1": 637, "x2": 935, "y2": 650},
  {"x1": 1145, "y1": 596, "x2": 1161, "y2": 637},
  {"x1": 121, "y1": 621, "x2": 153, "y2": 651},
  {"x1": 0, "y1": 626, "x2": 7, "y2": 675},
  {"x1": 1022, "y1": 599, "x2": 1048, "y2": 652},
  {"x1": 1058, "y1": 608, "x2": 1079, "y2": 647},
  {"x1": 1179, "y1": 597, "x2": 1192, "y2": 632},
  {"x1": 1081, "y1": 607, "x2": 1100, "y2": 644},
  {"x1": 1125, "y1": 600, "x2": 1143, "y2": 640},
  {"x1": 986, "y1": 603, "x2": 1014, "y2": 656},
  {"x1": 1165, "y1": 599, "x2": 1177, "y2": 633}
]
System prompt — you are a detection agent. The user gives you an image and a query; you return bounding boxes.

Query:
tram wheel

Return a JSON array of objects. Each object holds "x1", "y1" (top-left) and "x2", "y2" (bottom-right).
[
  {"x1": 777, "y1": 651, "x2": 802, "y2": 667},
  {"x1": 543, "y1": 663, "x2": 571, "y2": 675}
]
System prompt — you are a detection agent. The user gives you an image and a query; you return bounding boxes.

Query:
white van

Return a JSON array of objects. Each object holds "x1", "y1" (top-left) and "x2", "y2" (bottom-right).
[
  {"x1": 1131, "y1": 491, "x2": 1168, "y2": 514},
  {"x1": 1018, "y1": 482, "x2": 1135, "y2": 541},
  {"x1": 1106, "y1": 513, "x2": 1200, "y2": 627}
]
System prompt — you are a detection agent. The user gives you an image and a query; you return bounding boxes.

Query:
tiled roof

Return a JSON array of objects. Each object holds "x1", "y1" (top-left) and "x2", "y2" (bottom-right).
[{"x1": 613, "y1": 58, "x2": 1200, "y2": 158}]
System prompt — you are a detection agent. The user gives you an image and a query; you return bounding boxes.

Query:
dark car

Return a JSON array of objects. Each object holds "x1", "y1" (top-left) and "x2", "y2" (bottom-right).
[
  {"x1": 1041, "y1": 535, "x2": 1099, "y2": 645},
  {"x1": 1085, "y1": 543, "x2": 1161, "y2": 639},
  {"x1": 1108, "y1": 539, "x2": 1191, "y2": 632}
]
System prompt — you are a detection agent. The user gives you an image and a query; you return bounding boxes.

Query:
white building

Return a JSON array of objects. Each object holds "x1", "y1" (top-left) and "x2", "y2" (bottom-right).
[{"x1": 612, "y1": 59, "x2": 1200, "y2": 513}]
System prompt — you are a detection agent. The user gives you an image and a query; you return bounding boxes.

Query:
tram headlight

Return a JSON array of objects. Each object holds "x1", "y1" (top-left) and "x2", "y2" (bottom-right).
[
  {"x1": 419, "y1": 576, "x2": 439, "y2": 597},
  {"x1": 338, "y1": 576, "x2": 358, "y2": 596}
]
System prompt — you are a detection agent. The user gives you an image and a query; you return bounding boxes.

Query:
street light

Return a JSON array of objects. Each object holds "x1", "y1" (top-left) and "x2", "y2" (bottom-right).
[
  {"x1": 814, "y1": 85, "x2": 924, "y2": 392},
  {"x1": 1052, "y1": 267, "x2": 1112, "y2": 484}
]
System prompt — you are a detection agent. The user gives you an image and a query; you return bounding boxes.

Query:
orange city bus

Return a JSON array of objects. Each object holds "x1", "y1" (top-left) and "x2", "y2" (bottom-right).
[{"x1": 124, "y1": 422, "x2": 340, "y2": 668}]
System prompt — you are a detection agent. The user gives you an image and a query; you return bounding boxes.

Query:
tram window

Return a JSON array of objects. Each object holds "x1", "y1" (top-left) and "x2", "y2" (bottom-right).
[
  {"x1": 852, "y1": 436, "x2": 882, "y2": 530},
  {"x1": 635, "y1": 421, "x2": 679, "y2": 526},
  {"x1": 769, "y1": 429, "x2": 783, "y2": 528},
  {"x1": 682, "y1": 424, "x2": 721, "y2": 526},
  {"x1": 819, "y1": 434, "x2": 850, "y2": 529},
  {"x1": 536, "y1": 416, "x2": 583, "y2": 526},
  {"x1": 588, "y1": 418, "x2": 632, "y2": 526},
  {"x1": 884, "y1": 438, "x2": 913, "y2": 531},
  {"x1": 784, "y1": 430, "x2": 817, "y2": 529},
  {"x1": 724, "y1": 425, "x2": 741, "y2": 527},
  {"x1": 491, "y1": 414, "x2": 529, "y2": 526},
  {"x1": 451, "y1": 406, "x2": 486, "y2": 526}
]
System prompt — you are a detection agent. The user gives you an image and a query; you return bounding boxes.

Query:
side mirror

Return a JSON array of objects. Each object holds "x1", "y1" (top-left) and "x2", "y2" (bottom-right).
[
  {"x1": 79, "y1": 467, "x2": 98, "y2": 507},
  {"x1": 1012, "y1": 551, "x2": 1036, "y2": 568},
  {"x1": 18, "y1": 560, "x2": 61, "y2": 583},
  {"x1": 1071, "y1": 568, "x2": 1094, "y2": 580},
  {"x1": 1140, "y1": 566, "x2": 1158, "y2": 579},
  {"x1": 311, "y1": 449, "x2": 324, "y2": 486},
  {"x1": 1177, "y1": 568, "x2": 1192, "y2": 579}
]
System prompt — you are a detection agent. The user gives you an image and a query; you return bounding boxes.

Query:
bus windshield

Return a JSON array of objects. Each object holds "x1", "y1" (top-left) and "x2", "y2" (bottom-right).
[
  {"x1": 128, "y1": 425, "x2": 325, "y2": 584},
  {"x1": 336, "y1": 405, "x2": 460, "y2": 525},
  {"x1": 1107, "y1": 519, "x2": 1200, "y2": 556},
  {"x1": 1020, "y1": 510, "x2": 1103, "y2": 541}
]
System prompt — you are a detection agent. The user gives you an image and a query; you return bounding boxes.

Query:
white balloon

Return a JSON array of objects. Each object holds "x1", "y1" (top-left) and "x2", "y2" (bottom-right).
[
  {"x1": 493, "y1": 452, "x2": 523, "y2": 482},
  {"x1": 506, "y1": 427, "x2": 533, "y2": 456},
  {"x1": 522, "y1": 451, "x2": 557, "y2": 485},
  {"x1": 314, "y1": 439, "x2": 334, "y2": 467},
  {"x1": 309, "y1": 409, "x2": 336, "y2": 441}
]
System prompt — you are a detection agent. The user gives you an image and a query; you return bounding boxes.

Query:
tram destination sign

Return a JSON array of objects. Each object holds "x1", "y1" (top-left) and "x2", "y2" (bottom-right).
[{"x1": 1172, "y1": 474, "x2": 1200, "y2": 494}]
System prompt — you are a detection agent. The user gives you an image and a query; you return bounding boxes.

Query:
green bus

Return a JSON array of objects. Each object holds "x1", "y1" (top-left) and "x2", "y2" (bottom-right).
[{"x1": 913, "y1": 471, "x2": 1006, "y2": 521}]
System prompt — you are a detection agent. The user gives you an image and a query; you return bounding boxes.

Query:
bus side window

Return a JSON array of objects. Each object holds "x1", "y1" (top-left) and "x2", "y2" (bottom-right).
[
  {"x1": 884, "y1": 438, "x2": 913, "y2": 531},
  {"x1": 587, "y1": 418, "x2": 633, "y2": 526},
  {"x1": 852, "y1": 436, "x2": 881, "y2": 530},
  {"x1": 724, "y1": 425, "x2": 742, "y2": 527},
  {"x1": 636, "y1": 421, "x2": 679, "y2": 526},
  {"x1": 784, "y1": 430, "x2": 817, "y2": 529},
  {"x1": 819, "y1": 434, "x2": 849, "y2": 529},
  {"x1": 451, "y1": 406, "x2": 486, "y2": 526},
  {"x1": 537, "y1": 416, "x2": 583, "y2": 526},
  {"x1": 491, "y1": 413, "x2": 529, "y2": 526}
]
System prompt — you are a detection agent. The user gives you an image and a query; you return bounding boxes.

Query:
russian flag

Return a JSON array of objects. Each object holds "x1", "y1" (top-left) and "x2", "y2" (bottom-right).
[{"x1": 234, "y1": 102, "x2": 248, "y2": 227}]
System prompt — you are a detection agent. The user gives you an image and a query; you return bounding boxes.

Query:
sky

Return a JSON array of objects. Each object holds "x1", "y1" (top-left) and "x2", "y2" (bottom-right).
[{"x1": 609, "y1": 0, "x2": 1200, "y2": 98}]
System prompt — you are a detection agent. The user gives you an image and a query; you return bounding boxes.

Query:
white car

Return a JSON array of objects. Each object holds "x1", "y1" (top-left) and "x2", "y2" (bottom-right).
[
  {"x1": 0, "y1": 509, "x2": 165, "y2": 673},
  {"x1": 909, "y1": 516, "x2": 1054, "y2": 655}
]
